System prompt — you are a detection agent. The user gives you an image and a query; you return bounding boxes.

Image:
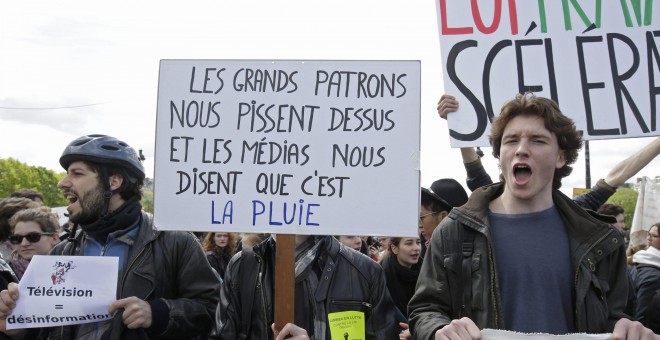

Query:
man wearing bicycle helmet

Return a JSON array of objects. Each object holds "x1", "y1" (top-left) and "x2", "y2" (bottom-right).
[{"x1": 0, "y1": 134, "x2": 219, "y2": 340}]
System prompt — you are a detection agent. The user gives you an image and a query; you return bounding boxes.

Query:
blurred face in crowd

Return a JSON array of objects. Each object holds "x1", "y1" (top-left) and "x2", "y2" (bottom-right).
[
  {"x1": 612, "y1": 214, "x2": 625, "y2": 234},
  {"x1": 214, "y1": 233, "x2": 229, "y2": 249},
  {"x1": 12, "y1": 221, "x2": 60, "y2": 260},
  {"x1": 418, "y1": 206, "x2": 444, "y2": 240},
  {"x1": 378, "y1": 237, "x2": 391, "y2": 252},
  {"x1": 647, "y1": 226, "x2": 660, "y2": 250},
  {"x1": 338, "y1": 236, "x2": 362, "y2": 251},
  {"x1": 392, "y1": 237, "x2": 421, "y2": 268},
  {"x1": 58, "y1": 161, "x2": 105, "y2": 224}
]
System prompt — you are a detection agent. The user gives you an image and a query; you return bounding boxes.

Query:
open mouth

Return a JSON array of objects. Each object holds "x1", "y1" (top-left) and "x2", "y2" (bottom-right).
[
  {"x1": 513, "y1": 164, "x2": 532, "y2": 184},
  {"x1": 63, "y1": 191, "x2": 79, "y2": 205}
]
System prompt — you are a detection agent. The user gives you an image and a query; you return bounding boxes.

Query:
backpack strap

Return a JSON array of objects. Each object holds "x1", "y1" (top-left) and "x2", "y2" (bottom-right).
[{"x1": 238, "y1": 247, "x2": 259, "y2": 340}]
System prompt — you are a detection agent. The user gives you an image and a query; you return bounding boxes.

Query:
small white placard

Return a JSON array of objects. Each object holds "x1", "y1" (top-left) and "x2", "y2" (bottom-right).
[
  {"x1": 482, "y1": 329, "x2": 611, "y2": 340},
  {"x1": 6, "y1": 255, "x2": 118, "y2": 329}
]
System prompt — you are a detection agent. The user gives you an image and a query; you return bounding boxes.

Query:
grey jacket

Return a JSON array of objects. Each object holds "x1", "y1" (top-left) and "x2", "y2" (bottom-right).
[{"x1": 409, "y1": 183, "x2": 628, "y2": 340}]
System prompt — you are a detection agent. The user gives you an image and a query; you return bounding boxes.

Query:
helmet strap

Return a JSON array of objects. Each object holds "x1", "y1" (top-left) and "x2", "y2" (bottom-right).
[{"x1": 100, "y1": 167, "x2": 114, "y2": 217}]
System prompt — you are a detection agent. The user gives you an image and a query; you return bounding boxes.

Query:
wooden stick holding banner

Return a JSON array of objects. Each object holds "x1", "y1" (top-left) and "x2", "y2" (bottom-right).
[{"x1": 274, "y1": 234, "x2": 295, "y2": 332}]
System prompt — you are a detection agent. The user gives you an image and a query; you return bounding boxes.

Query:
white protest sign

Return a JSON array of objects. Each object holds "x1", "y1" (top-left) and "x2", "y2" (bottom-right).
[
  {"x1": 631, "y1": 176, "x2": 660, "y2": 233},
  {"x1": 482, "y1": 329, "x2": 610, "y2": 340},
  {"x1": 6, "y1": 255, "x2": 118, "y2": 329},
  {"x1": 154, "y1": 60, "x2": 420, "y2": 236},
  {"x1": 436, "y1": 1, "x2": 659, "y2": 147}
]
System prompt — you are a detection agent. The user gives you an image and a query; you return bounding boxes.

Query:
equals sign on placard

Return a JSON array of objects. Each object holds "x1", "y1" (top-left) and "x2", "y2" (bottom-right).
[{"x1": 55, "y1": 305, "x2": 63, "y2": 310}]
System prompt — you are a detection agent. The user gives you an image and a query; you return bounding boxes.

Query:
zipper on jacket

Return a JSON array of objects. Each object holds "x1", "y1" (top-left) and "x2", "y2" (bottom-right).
[
  {"x1": 330, "y1": 300, "x2": 373, "y2": 309},
  {"x1": 119, "y1": 245, "x2": 148, "y2": 297},
  {"x1": 255, "y1": 255, "x2": 268, "y2": 334}
]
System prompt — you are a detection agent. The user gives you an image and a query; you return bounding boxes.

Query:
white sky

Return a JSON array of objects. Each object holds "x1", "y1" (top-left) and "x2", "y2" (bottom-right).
[{"x1": 0, "y1": 0, "x2": 658, "y2": 199}]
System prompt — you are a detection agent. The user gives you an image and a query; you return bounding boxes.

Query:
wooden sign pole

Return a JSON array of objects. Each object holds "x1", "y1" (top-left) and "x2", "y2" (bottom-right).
[{"x1": 274, "y1": 234, "x2": 296, "y2": 333}]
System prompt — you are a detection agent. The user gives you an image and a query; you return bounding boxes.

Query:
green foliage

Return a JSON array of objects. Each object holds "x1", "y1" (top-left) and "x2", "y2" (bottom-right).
[
  {"x1": 141, "y1": 190, "x2": 154, "y2": 213},
  {"x1": 606, "y1": 187, "x2": 639, "y2": 230},
  {"x1": 0, "y1": 158, "x2": 69, "y2": 207}
]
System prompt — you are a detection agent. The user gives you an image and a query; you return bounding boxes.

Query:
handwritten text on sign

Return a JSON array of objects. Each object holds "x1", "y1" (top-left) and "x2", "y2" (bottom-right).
[
  {"x1": 154, "y1": 60, "x2": 420, "y2": 237},
  {"x1": 436, "y1": 1, "x2": 659, "y2": 146}
]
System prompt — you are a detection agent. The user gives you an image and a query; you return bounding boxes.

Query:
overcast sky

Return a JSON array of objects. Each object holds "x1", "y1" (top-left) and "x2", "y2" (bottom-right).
[{"x1": 1, "y1": 0, "x2": 658, "y2": 199}]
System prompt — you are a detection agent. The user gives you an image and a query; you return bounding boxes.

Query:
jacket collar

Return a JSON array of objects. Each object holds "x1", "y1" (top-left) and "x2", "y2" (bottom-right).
[{"x1": 453, "y1": 182, "x2": 621, "y2": 256}]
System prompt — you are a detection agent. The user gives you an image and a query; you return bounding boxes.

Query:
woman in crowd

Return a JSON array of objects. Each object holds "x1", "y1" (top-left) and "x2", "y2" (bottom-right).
[
  {"x1": 203, "y1": 232, "x2": 237, "y2": 281},
  {"x1": 380, "y1": 237, "x2": 422, "y2": 317},
  {"x1": 336, "y1": 235, "x2": 363, "y2": 252},
  {"x1": 8, "y1": 207, "x2": 61, "y2": 280}
]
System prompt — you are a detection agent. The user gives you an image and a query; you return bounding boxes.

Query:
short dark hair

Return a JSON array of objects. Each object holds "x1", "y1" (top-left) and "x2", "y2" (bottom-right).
[
  {"x1": 597, "y1": 203, "x2": 624, "y2": 217},
  {"x1": 86, "y1": 161, "x2": 144, "y2": 201},
  {"x1": 10, "y1": 189, "x2": 44, "y2": 202},
  {"x1": 489, "y1": 93, "x2": 583, "y2": 190}
]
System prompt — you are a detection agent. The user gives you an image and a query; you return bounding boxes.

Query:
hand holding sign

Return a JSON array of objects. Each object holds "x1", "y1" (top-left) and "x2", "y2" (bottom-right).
[
  {"x1": 108, "y1": 297, "x2": 152, "y2": 329},
  {"x1": 272, "y1": 322, "x2": 309, "y2": 340},
  {"x1": 0, "y1": 282, "x2": 19, "y2": 319},
  {"x1": 5, "y1": 255, "x2": 118, "y2": 330}
]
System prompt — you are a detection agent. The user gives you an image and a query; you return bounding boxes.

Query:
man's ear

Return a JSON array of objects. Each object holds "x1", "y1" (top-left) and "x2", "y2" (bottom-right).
[
  {"x1": 108, "y1": 174, "x2": 124, "y2": 191},
  {"x1": 556, "y1": 149, "x2": 567, "y2": 169}
]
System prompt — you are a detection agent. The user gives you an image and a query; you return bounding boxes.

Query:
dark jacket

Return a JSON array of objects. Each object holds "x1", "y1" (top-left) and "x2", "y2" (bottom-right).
[
  {"x1": 35, "y1": 212, "x2": 219, "y2": 340},
  {"x1": 409, "y1": 183, "x2": 628, "y2": 339},
  {"x1": 206, "y1": 250, "x2": 231, "y2": 281},
  {"x1": 629, "y1": 261, "x2": 660, "y2": 332},
  {"x1": 211, "y1": 236, "x2": 400, "y2": 340},
  {"x1": 380, "y1": 254, "x2": 421, "y2": 318}
]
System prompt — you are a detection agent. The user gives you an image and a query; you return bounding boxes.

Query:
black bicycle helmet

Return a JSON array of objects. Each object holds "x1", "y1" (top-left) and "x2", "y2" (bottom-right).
[{"x1": 59, "y1": 134, "x2": 145, "y2": 181}]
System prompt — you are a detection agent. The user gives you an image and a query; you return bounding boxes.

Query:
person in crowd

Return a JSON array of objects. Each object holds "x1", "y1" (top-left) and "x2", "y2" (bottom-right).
[
  {"x1": 336, "y1": 235, "x2": 363, "y2": 252},
  {"x1": 377, "y1": 237, "x2": 392, "y2": 260},
  {"x1": 236, "y1": 232, "x2": 269, "y2": 251},
  {"x1": 9, "y1": 189, "x2": 44, "y2": 204},
  {"x1": 419, "y1": 179, "x2": 468, "y2": 258},
  {"x1": 598, "y1": 203, "x2": 626, "y2": 235},
  {"x1": 437, "y1": 94, "x2": 660, "y2": 211},
  {"x1": 361, "y1": 236, "x2": 381, "y2": 261},
  {"x1": 0, "y1": 197, "x2": 42, "y2": 261},
  {"x1": 0, "y1": 134, "x2": 219, "y2": 339},
  {"x1": 211, "y1": 234, "x2": 401, "y2": 339},
  {"x1": 203, "y1": 232, "x2": 238, "y2": 281},
  {"x1": 409, "y1": 93, "x2": 656, "y2": 339},
  {"x1": 630, "y1": 222, "x2": 660, "y2": 333},
  {"x1": 7, "y1": 207, "x2": 60, "y2": 280},
  {"x1": 0, "y1": 197, "x2": 42, "y2": 282},
  {"x1": 380, "y1": 237, "x2": 422, "y2": 318},
  {"x1": 628, "y1": 230, "x2": 650, "y2": 264},
  {"x1": 625, "y1": 229, "x2": 650, "y2": 316}
]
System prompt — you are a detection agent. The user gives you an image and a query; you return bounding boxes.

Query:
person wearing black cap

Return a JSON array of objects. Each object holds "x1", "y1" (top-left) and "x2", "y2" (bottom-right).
[
  {"x1": 419, "y1": 179, "x2": 468, "y2": 258},
  {"x1": 0, "y1": 134, "x2": 219, "y2": 339}
]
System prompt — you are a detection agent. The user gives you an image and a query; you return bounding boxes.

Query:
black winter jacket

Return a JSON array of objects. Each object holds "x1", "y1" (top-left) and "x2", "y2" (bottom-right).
[
  {"x1": 33, "y1": 212, "x2": 219, "y2": 340},
  {"x1": 211, "y1": 236, "x2": 400, "y2": 340},
  {"x1": 630, "y1": 263, "x2": 660, "y2": 332}
]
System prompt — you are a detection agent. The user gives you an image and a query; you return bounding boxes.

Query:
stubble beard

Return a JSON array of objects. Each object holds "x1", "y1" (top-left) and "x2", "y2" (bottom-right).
[{"x1": 69, "y1": 183, "x2": 105, "y2": 225}]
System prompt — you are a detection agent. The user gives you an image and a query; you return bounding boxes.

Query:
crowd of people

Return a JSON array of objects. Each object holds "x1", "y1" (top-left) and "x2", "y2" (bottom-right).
[{"x1": 0, "y1": 94, "x2": 658, "y2": 339}]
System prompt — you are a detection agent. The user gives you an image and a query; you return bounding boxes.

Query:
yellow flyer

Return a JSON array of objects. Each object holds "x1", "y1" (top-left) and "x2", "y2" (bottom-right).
[{"x1": 328, "y1": 311, "x2": 365, "y2": 340}]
